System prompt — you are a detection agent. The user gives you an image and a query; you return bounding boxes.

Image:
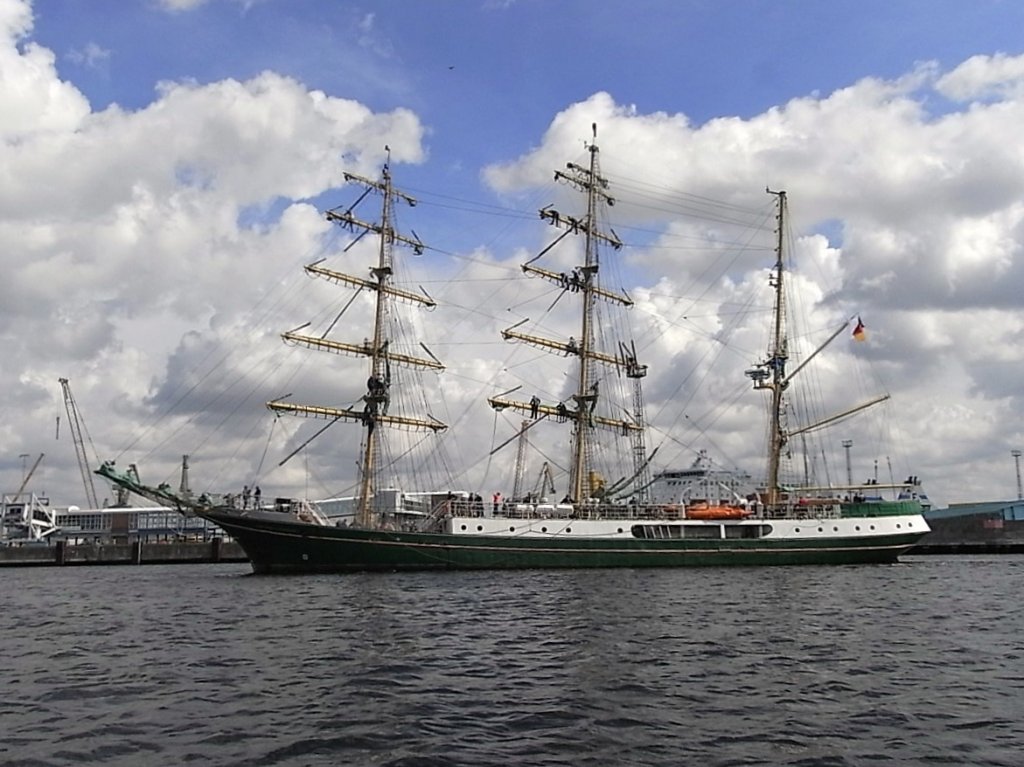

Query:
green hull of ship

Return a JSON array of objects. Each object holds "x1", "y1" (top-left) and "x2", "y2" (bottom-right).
[{"x1": 204, "y1": 510, "x2": 925, "y2": 575}]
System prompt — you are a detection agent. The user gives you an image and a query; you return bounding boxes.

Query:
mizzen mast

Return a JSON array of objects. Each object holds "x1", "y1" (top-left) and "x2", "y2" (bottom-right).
[
  {"x1": 267, "y1": 155, "x2": 446, "y2": 528},
  {"x1": 746, "y1": 189, "x2": 788, "y2": 506}
]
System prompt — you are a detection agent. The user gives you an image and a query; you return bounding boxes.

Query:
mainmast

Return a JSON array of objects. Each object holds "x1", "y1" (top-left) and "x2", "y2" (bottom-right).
[
  {"x1": 267, "y1": 155, "x2": 446, "y2": 528},
  {"x1": 488, "y1": 124, "x2": 642, "y2": 503}
]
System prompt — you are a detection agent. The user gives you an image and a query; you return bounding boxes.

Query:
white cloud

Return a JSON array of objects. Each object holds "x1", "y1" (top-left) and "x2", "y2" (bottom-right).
[
  {"x1": 157, "y1": 0, "x2": 212, "y2": 11},
  {"x1": 937, "y1": 52, "x2": 1024, "y2": 101},
  {"x1": 156, "y1": 0, "x2": 264, "y2": 13},
  {"x1": 0, "y1": 0, "x2": 89, "y2": 138},
  {"x1": 355, "y1": 11, "x2": 395, "y2": 58},
  {"x1": 0, "y1": 0, "x2": 31, "y2": 38},
  {"x1": 65, "y1": 41, "x2": 110, "y2": 68}
]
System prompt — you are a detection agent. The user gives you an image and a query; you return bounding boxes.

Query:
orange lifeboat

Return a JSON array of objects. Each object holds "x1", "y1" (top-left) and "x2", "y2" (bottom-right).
[{"x1": 685, "y1": 503, "x2": 753, "y2": 520}]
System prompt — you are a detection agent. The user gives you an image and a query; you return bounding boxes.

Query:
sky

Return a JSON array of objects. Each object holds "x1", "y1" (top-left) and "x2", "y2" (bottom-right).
[{"x1": 4, "y1": 0, "x2": 1024, "y2": 511}]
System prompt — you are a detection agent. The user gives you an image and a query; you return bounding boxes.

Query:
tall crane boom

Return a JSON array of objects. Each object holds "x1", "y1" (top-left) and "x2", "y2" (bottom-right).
[
  {"x1": 59, "y1": 378, "x2": 99, "y2": 508},
  {"x1": 13, "y1": 453, "x2": 44, "y2": 499},
  {"x1": 511, "y1": 420, "x2": 529, "y2": 501}
]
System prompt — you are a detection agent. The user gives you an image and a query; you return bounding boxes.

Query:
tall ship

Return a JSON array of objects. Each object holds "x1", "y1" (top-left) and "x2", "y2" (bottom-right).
[{"x1": 98, "y1": 128, "x2": 929, "y2": 572}]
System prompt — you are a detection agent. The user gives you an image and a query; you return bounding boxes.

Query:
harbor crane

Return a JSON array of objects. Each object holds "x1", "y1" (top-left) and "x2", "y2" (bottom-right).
[
  {"x1": 59, "y1": 378, "x2": 100, "y2": 509},
  {"x1": 12, "y1": 453, "x2": 44, "y2": 500},
  {"x1": 510, "y1": 420, "x2": 529, "y2": 501},
  {"x1": 533, "y1": 462, "x2": 556, "y2": 501}
]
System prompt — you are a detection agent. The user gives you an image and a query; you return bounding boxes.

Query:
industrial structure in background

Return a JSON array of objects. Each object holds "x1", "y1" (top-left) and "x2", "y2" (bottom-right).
[
  {"x1": 918, "y1": 448, "x2": 1024, "y2": 552},
  {"x1": 1012, "y1": 449, "x2": 1023, "y2": 501},
  {"x1": 2, "y1": 381, "x2": 221, "y2": 548},
  {"x1": 59, "y1": 377, "x2": 100, "y2": 509},
  {"x1": 1, "y1": 453, "x2": 58, "y2": 542}
]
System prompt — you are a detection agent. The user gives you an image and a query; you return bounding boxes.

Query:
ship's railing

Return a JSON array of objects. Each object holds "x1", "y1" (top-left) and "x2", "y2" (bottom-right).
[
  {"x1": 840, "y1": 499, "x2": 924, "y2": 518},
  {"x1": 446, "y1": 500, "x2": 688, "y2": 521},
  {"x1": 762, "y1": 501, "x2": 842, "y2": 520},
  {"x1": 454, "y1": 499, "x2": 846, "y2": 522}
]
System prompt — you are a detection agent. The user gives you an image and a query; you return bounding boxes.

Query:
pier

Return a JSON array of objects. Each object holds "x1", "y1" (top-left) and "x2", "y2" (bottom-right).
[
  {"x1": 914, "y1": 499, "x2": 1024, "y2": 554},
  {"x1": 0, "y1": 538, "x2": 247, "y2": 567}
]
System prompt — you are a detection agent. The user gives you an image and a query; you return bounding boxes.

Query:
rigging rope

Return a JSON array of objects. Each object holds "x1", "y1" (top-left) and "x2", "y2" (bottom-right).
[{"x1": 254, "y1": 415, "x2": 278, "y2": 480}]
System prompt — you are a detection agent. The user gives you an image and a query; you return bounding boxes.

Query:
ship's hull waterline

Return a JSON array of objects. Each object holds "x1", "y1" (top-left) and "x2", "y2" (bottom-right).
[{"x1": 202, "y1": 510, "x2": 928, "y2": 574}]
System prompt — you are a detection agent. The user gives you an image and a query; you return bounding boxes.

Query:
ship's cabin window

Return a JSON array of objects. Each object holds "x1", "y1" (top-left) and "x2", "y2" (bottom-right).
[
  {"x1": 631, "y1": 524, "x2": 715, "y2": 539},
  {"x1": 632, "y1": 523, "x2": 772, "y2": 540},
  {"x1": 632, "y1": 524, "x2": 685, "y2": 539},
  {"x1": 723, "y1": 524, "x2": 771, "y2": 539}
]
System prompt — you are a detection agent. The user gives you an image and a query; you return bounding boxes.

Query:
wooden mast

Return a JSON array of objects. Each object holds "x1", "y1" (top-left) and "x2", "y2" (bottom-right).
[
  {"x1": 488, "y1": 124, "x2": 641, "y2": 504},
  {"x1": 267, "y1": 154, "x2": 446, "y2": 529},
  {"x1": 568, "y1": 126, "x2": 600, "y2": 501},
  {"x1": 766, "y1": 190, "x2": 787, "y2": 505},
  {"x1": 749, "y1": 189, "x2": 788, "y2": 507},
  {"x1": 355, "y1": 159, "x2": 397, "y2": 526}
]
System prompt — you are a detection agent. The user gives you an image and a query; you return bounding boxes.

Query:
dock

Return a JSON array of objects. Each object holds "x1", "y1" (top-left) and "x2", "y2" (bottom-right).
[
  {"x1": 911, "y1": 499, "x2": 1024, "y2": 555},
  {"x1": 0, "y1": 538, "x2": 247, "y2": 567}
]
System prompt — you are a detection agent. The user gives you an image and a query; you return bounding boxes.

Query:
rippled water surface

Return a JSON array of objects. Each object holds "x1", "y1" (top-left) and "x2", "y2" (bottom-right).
[{"x1": 3, "y1": 556, "x2": 1023, "y2": 766}]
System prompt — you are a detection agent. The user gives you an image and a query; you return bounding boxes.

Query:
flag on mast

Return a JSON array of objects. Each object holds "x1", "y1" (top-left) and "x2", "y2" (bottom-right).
[{"x1": 852, "y1": 317, "x2": 867, "y2": 342}]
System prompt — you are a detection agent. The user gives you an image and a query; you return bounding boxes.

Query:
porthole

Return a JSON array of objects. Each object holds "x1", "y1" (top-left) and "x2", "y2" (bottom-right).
[
  {"x1": 509, "y1": 526, "x2": 515, "y2": 532},
  {"x1": 617, "y1": 528, "x2": 624, "y2": 534},
  {"x1": 477, "y1": 525, "x2": 483, "y2": 531},
  {"x1": 855, "y1": 526, "x2": 861, "y2": 531},
  {"x1": 896, "y1": 524, "x2": 901, "y2": 529},
  {"x1": 870, "y1": 525, "x2": 876, "y2": 531},
  {"x1": 566, "y1": 527, "x2": 572, "y2": 533},
  {"x1": 302, "y1": 553, "x2": 309, "y2": 561},
  {"x1": 460, "y1": 524, "x2": 467, "y2": 531},
  {"x1": 909, "y1": 522, "x2": 913, "y2": 528},
  {"x1": 794, "y1": 528, "x2": 800, "y2": 533},
  {"x1": 541, "y1": 526, "x2": 548, "y2": 533},
  {"x1": 817, "y1": 527, "x2": 823, "y2": 533},
  {"x1": 833, "y1": 526, "x2": 839, "y2": 532}
]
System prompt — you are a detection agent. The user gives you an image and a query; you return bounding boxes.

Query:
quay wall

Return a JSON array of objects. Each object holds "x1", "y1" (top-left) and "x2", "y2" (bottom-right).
[
  {"x1": 915, "y1": 501, "x2": 1024, "y2": 554},
  {"x1": 0, "y1": 539, "x2": 247, "y2": 567}
]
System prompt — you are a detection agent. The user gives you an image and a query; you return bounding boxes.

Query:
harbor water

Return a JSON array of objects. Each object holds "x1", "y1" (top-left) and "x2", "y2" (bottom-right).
[{"x1": 2, "y1": 556, "x2": 1022, "y2": 766}]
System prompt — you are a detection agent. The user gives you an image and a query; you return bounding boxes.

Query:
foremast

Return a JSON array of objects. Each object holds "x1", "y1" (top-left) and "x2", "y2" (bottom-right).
[
  {"x1": 488, "y1": 125, "x2": 644, "y2": 503},
  {"x1": 267, "y1": 157, "x2": 446, "y2": 528}
]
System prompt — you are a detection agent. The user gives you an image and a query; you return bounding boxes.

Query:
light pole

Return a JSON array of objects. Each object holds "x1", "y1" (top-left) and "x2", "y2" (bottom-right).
[
  {"x1": 842, "y1": 440, "x2": 853, "y2": 486},
  {"x1": 1013, "y1": 449, "x2": 1022, "y2": 501}
]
